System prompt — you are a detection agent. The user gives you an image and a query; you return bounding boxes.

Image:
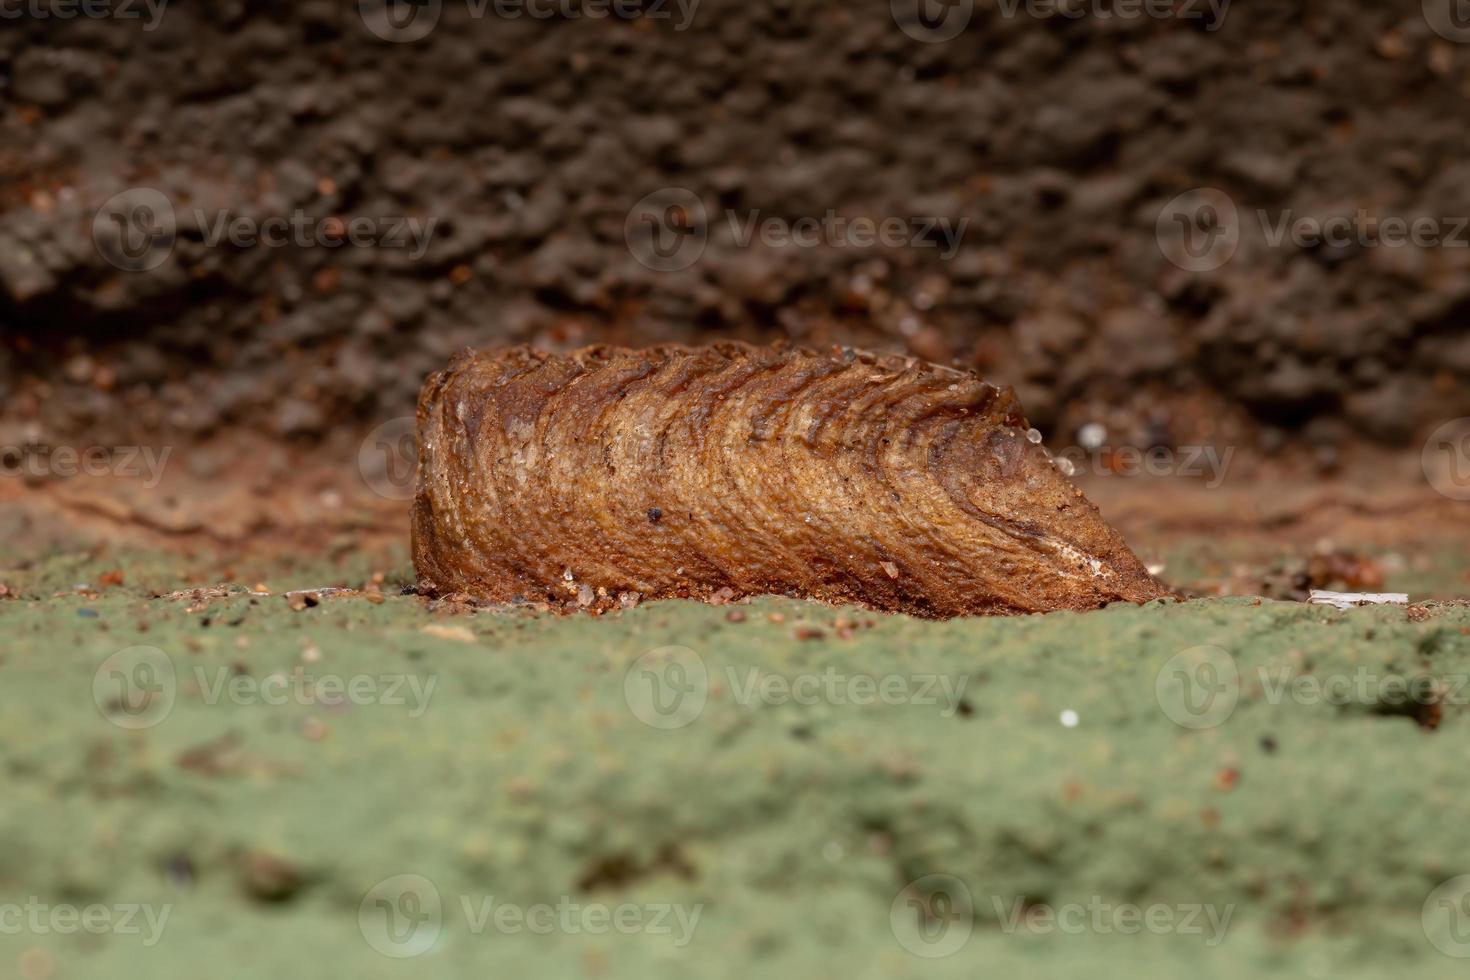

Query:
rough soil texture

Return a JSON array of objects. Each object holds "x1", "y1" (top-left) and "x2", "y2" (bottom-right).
[{"x1": 4, "y1": 1, "x2": 1470, "y2": 454}]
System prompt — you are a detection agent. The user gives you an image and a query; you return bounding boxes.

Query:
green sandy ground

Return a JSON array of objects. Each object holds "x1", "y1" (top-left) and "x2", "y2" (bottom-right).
[{"x1": 3, "y1": 549, "x2": 1470, "y2": 979}]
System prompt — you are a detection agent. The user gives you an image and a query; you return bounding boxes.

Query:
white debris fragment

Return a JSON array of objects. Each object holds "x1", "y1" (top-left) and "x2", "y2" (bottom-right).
[
  {"x1": 1078, "y1": 423, "x2": 1107, "y2": 451},
  {"x1": 1308, "y1": 590, "x2": 1409, "y2": 610}
]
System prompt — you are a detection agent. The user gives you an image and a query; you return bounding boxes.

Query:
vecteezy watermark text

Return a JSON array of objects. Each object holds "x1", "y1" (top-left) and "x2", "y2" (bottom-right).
[
  {"x1": 93, "y1": 646, "x2": 438, "y2": 730},
  {"x1": 0, "y1": 443, "x2": 170, "y2": 488},
  {"x1": 358, "y1": 875, "x2": 702, "y2": 958},
  {"x1": 1156, "y1": 645, "x2": 1458, "y2": 730},
  {"x1": 360, "y1": 0, "x2": 699, "y2": 42},
  {"x1": 890, "y1": 0, "x2": 1228, "y2": 43},
  {"x1": 992, "y1": 895, "x2": 1233, "y2": 946},
  {"x1": 0, "y1": 899, "x2": 171, "y2": 946},
  {"x1": 888, "y1": 874, "x2": 1233, "y2": 959},
  {"x1": 93, "y1": 187, "x2": 439, "y2": 272},
  {"x1": 194, "y1": 667, "x2": 438, "y2": 719},
  {"x1": 1158, "y1": 188, "x2": 1470, "y2": 272},
  {"x1": 0, "y1": 0, "x2": 167, "y2": 28},
  {"x1": 725, "y1": 211, "x2": 968, "y2": 261},
  {"x1": 626, "y1": 188, "x2": 968, "y2": 272},
  {"x1": 726, "y1": 666, "x2": 970, "y2": 715},
  {"x1": 193, "y1": 210, "x2": 438, "y2": 259},
  {"x1": 1052, "y1": 443, "x2": 1233, "y2": 488},
  {"x1": 623, "y1": 645, "x2": 969, "y2": 729},
  {"x1": 994, "y1": 0, "x2": 1229, "y2": 29}
]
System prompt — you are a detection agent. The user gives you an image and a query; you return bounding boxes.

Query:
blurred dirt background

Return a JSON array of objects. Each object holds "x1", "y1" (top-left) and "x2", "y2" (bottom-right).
[{"x1": 3, "y1": 0, "x2": 1470, "y2": 460}]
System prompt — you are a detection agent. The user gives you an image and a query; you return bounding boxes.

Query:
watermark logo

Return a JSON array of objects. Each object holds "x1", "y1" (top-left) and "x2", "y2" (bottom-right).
[
  {"x1": 890, "y1": 874, "x2": 974, "y2": 958},
  {"x1": 0, "y1": 0, "x2": 168, "y2": 29},
  {"x1": 1424, "y1": 0, "x2": 1470, "y2": 43},
  {"x1": 1424, "y1": 875, "x2": 1470, "y2": 957},
  {"x1": 623, "y1": 645, "x2": 708, "y2": 729},
  {"x1": 359, "y1": 874, "x2": 444, "y2": 958},
  {"x1": 1155, "y1": 645, "x2": 1239, "y2": 730},
  {"x1": 93, "y1": 646, "x2": 177, "y2": 731},
  {"x1": 1156, "y1": 188, "x2": 1239, "y2": 273},
  {"x1": 891, "y1": 0, "x2": 974, "y2": 42},
  {"x1": 93, "y1": 187, "x2": 176, "y2": 272},
  {"x1": 360, "y1": 0, "x2": 442, "y2": 42},
  {"x1": 0, "y1": 899, "x2": 171, "y2": 946},
  {"x1": 358, "y1": 875, "x2": 702, "y2": 957},
  {"x1": 626, "y1": 188, "x2": 708, "y2": 272},
  {"x1": 359, "y1": 416, "x2": 419, "y2": 501},
  {"x1": 1423, "y1": 418, "x2": 1470, "y2": 501}
]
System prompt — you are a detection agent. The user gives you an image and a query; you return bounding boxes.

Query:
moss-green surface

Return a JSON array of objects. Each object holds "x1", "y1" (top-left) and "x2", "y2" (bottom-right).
[{"x1": 3, "y1": 550, "x2": 1470, "y2": 978}]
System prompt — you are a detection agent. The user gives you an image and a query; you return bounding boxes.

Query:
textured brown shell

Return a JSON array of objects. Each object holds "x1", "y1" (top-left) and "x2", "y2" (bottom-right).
[{"x1": 412, "y1": 342, "x2": 1169, "y2": 617}]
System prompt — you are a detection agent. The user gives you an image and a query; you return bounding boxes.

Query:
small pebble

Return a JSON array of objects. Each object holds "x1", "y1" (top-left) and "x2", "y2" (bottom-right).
[{"x1": 240, "y1": 851, "x2": 307, "y2": 903}]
